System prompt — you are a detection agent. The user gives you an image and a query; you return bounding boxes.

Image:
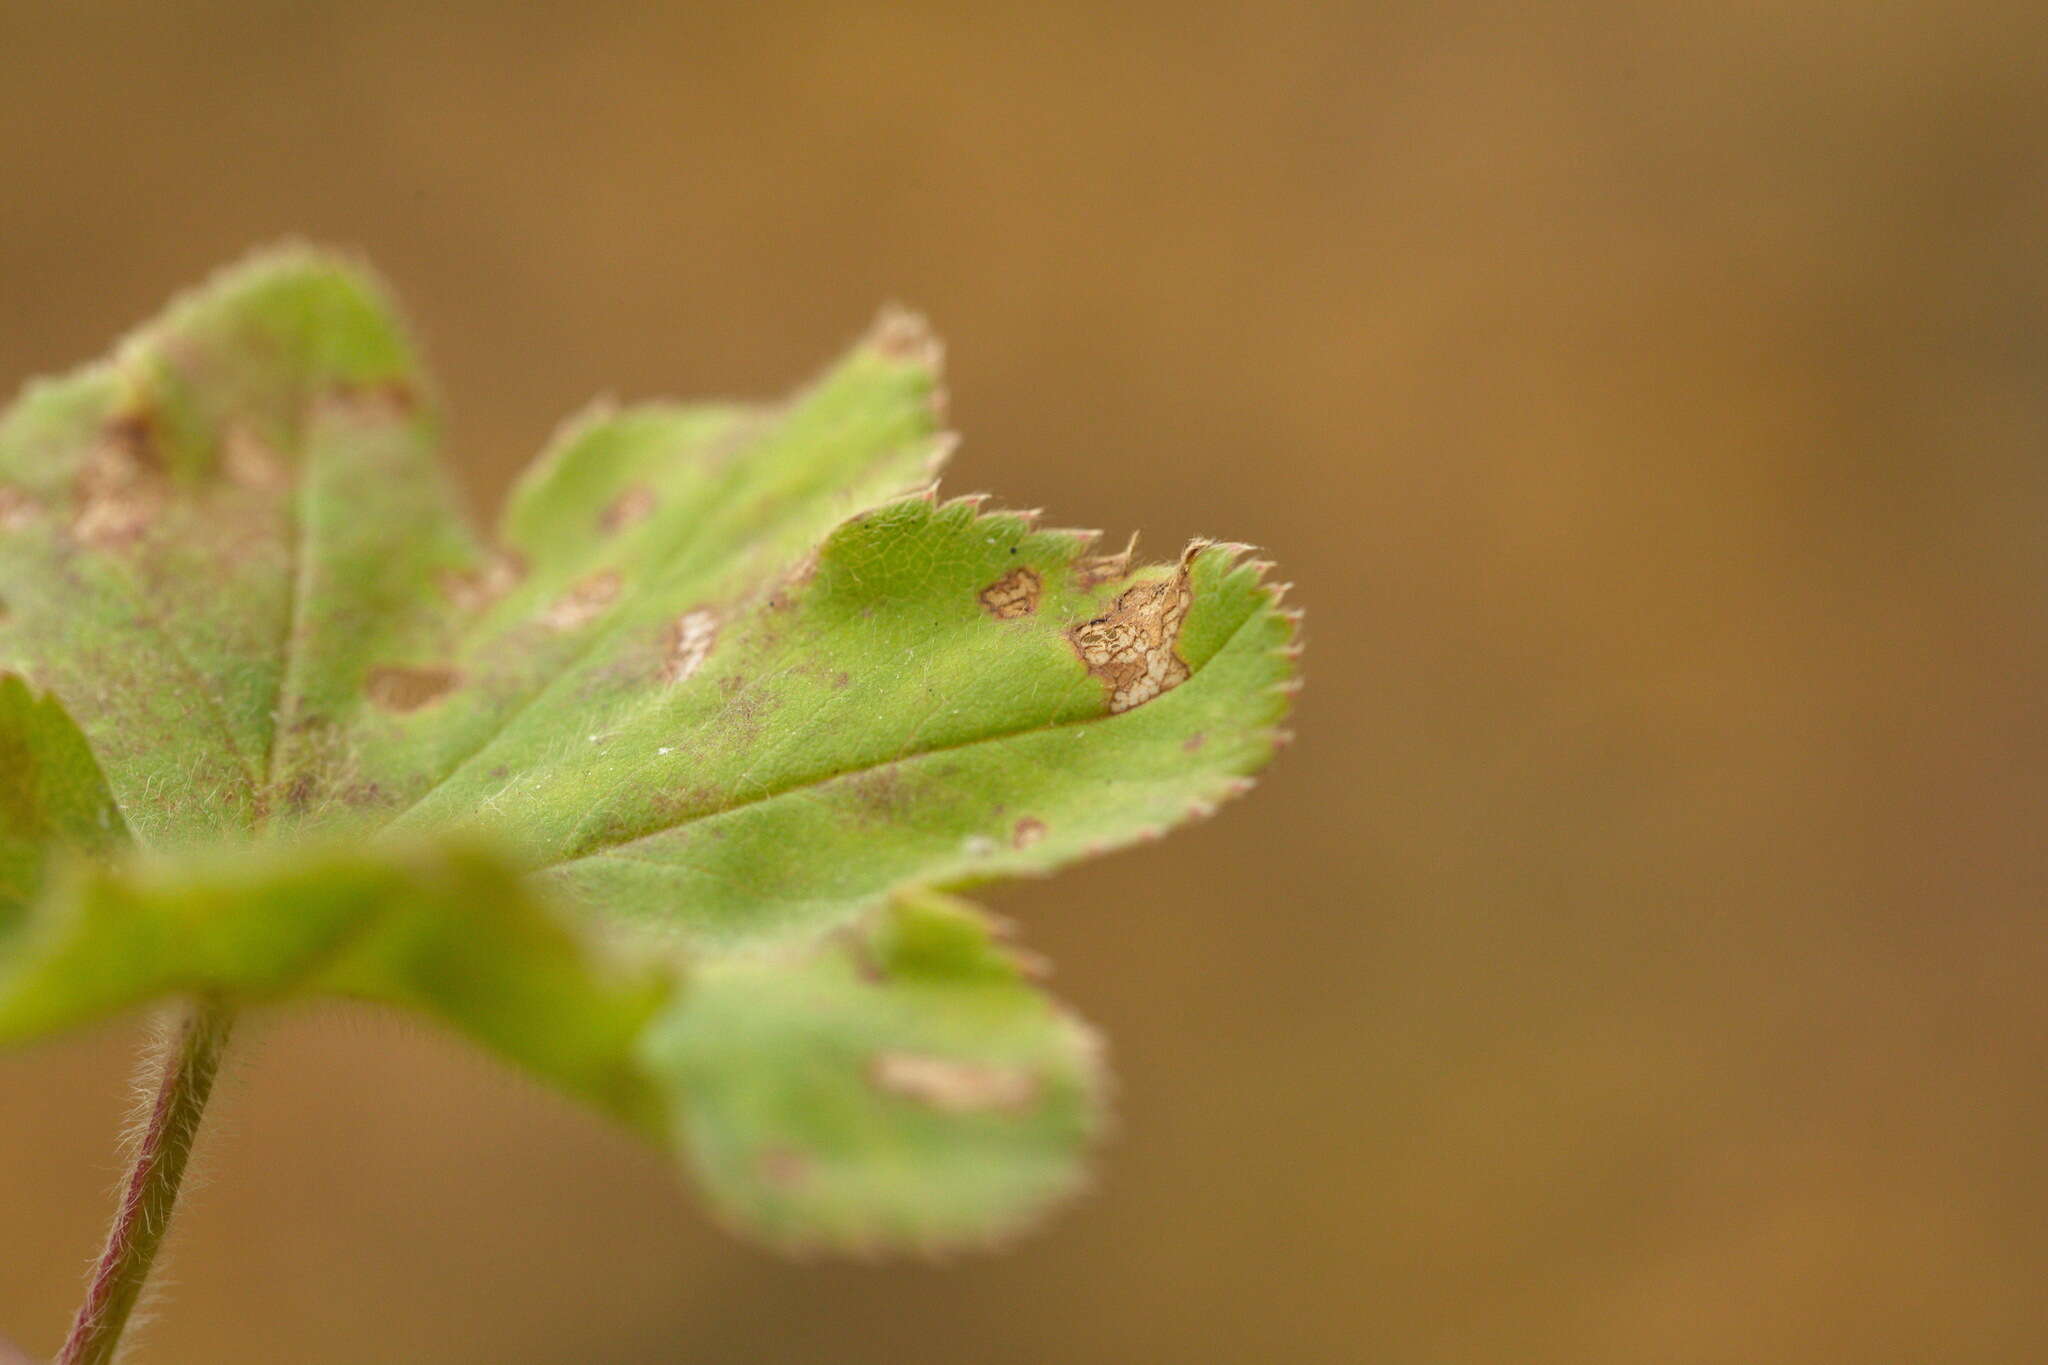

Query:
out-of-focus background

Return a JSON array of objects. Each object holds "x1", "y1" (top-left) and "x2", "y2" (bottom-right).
[{"x1": 5, "y1": 2, "x2": 2048, "y2": 1361}]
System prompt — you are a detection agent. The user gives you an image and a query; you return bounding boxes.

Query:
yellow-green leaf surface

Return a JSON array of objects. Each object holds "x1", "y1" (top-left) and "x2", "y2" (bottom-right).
[
  {"x1": 0, "y1": 249, "x2": 1297, "y2": 1250},
  {"x1": 648, "y1": 892, "x2": 1102, "y2": 1250},
  {"x1": 0, "y1": 839, "x2": 668, "y2": 1132}
]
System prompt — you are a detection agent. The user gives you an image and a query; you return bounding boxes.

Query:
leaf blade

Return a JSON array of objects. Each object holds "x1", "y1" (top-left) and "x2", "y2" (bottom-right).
[
  {"x1": 644, "y1": 892, "x2": 1104, "y2": 1250},
  {"x1": 0, "y1": 248, "x2": 468, "y2": 844},
  {"x1": 0, "y1": 838, "x2": 669, "y2": 1131},
  {"x1": 397, "y1": 495, "x2": 1296, "y2": 946}
]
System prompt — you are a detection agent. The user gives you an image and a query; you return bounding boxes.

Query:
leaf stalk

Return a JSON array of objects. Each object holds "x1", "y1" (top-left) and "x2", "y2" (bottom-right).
[{"x1": 57, "y1": 998, "x2": 235, "y2": 1365}]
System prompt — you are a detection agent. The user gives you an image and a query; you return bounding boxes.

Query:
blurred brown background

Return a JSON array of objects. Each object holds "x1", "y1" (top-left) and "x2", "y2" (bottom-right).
[{"x1": 5, "y1": 2, "x2": 2048, "y2": 1361}]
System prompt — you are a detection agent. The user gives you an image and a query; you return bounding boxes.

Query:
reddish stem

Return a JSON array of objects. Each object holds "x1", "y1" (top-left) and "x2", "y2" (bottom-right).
[{"x1": 57, "y1": 999, "x2": 235, "y2": 1365}]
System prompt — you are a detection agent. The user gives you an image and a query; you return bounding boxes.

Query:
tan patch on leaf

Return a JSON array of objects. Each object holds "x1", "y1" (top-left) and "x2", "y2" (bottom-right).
[
  {"x1": 600, "y1": 484, "x2": 656, "y2": 534},
  {"x1": 978, "y1": 566, "x2": 1042, "y2": 620},
  {"x1": 223, "y1": 425, "x2": 290, "y2": 492},
  {"x1": 542, "y1": 569, "x2": 622, "y2": 630},
  {"x1": 1012, "y1": 816, "x2": 1048, "y2": 849},
  {"x1": 0, "y1": 485, "x2": 38, "y2": 532},
  {"x1": 1067, "y1": 562, "x2": 1194, "y2": 713},
  {"x1": 315, "y1": 379, "x2": 420, "y2": 423},
  {"x1": 72, "y1": 414, "x2": 163, "y2": 549},
  {"x1": 365, "y1": 664, "x2": 462, "y2": 713},
  {"x1": 661, "y1": 607, "x2": 718, "y2": 684},
  {"x1": 870, "y1": 1051, "x2": 1040, "y2": 1114},
  {"x1": 870, "y1": 306, "x2": 942, "y2": 367},
  {"x1": 757, "y1": 1146, "x2": 812, "y2": 1190},
  {"x1": 439, "y1": 554, "x2": 525, "y2": 613}
]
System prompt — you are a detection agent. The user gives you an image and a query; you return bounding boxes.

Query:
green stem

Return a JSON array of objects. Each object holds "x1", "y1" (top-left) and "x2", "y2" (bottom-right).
[{"x1": 57, "y1": 999, "x2": 235, "y2": 1365}]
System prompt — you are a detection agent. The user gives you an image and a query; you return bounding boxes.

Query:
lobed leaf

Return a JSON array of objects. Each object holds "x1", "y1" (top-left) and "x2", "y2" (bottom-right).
[
  {"x1": 0, "y1": 841, "x2": 1105, "y2": 1247},
  {"x1": 0, "y1": 248, "x2": 1296, "y2": 1251},
  {"x1": 645, "y1": 891, "x2": 1103, "y2": 1251},
  {"x1": 403, "y1": 494, "x2": 1296, "y2": 946}
]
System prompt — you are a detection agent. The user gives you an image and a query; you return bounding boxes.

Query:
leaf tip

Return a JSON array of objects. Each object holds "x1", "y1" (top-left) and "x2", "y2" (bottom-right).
[{"x1": 863, "y1": 304, "x2": 945, "y2": 373}]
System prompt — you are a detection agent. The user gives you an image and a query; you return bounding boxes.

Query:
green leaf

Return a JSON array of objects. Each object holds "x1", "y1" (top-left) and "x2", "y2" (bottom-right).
[
  {"x1": 399, "y1": 494, "x2": 1296, "y2": 947},
  {"x1": 0, "y1": 838, "x2": 1106, "y2": 1249},
  {"x1": 0, "y1": 839, "x2": 669, "y2": 1132},
  {"x1": 646, "y1": 891, "x2": 1102, "y2": 1251},
  {"x1": 0, "y1": 247, "x2": 466, "y2": 847},
  {"x1": 0, "y1": 675, "x2": 130, "y2": 923},
  {"x1": 0, "y1": 248, "x2": 1297, "y2": 1250}
]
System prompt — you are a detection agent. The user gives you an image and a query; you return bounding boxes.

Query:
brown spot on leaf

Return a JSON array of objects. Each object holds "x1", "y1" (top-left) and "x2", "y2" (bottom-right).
[
  {"x1": 1012, "y1": 817, "x2": 1048, "y2": 849},
  {"x1": 978, "y1": 566, "x2": 1042, "y2": 620},
  {"x1": 440, "y1": 554, "x2": 525, "y2": 613},
  {"x1": 846, "y1": 763, "x2": 917, "y2": 822},
  {"x1": 758, "y1": 1147, "x2": 812, "y2": 1190},
  {"x1": 282, "y1": 772, "x2": 318, "y2": 813},
  {"x1": 223, "y1": 425, "x2": 290, "y2": 492},
  {"x1": 72, "y1": 414, "x2": 164, "y2": 549},
  {"x1": 542, "y1": 569, "x2": 622, "y2": 630},
  {"x1": 661, "y1": 608, "x2": 718, "y2": 684},
  {"x1": 870, "y1": 1052, "x2": 1040, "y2": 1114},
  {"x1": 600, "y1": 484, "x2": 656, "y2": 534},
  {"x1": 1182, "y1": 732, "x2": 1207, "y2": 753},
  {"x1": 0, "y1": 485, "x2": 39, "y2": 531},
  {"x1": 1067, "y1": 561, "x2": 1194, "y2": 713},
  {"x1": 365, "y1": 664, "x2": 462, "y2": 713},
  {"x1": 317, "y1": 379, "x2": 420, "y2": 422}
]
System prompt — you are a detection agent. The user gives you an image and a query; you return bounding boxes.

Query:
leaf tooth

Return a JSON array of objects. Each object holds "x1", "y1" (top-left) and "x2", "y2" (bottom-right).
[
  {"x1": 861, "y1": 306, "x2": 951, "y2": 432},
  {"x1": 1000, "y1": 945, "x2": 1055, "y2": 981},
  {"x1": 539, "y1": 393, "x2": 623, "y2": 455},
  {"x1": 863, "y1": 304, "x2": 944, "y2": 373},
  {"x1": 1074, "y1": 529, "x2": 1140, "y2": 589}
]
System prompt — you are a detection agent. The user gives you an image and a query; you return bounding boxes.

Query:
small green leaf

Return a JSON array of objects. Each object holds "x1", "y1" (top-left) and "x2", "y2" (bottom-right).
[
  {"x1": 0, "y1": 249, "x2": 1297, "y2": 1251},
  {"x1": 645, "y1": 892, "x2": 1102, "y2": 1250}
]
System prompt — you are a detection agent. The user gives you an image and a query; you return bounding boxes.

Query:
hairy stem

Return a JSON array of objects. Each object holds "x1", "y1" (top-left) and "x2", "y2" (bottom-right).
[{"x1": 58, "y1": 999, "x2": 235, "y2": 1365}]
